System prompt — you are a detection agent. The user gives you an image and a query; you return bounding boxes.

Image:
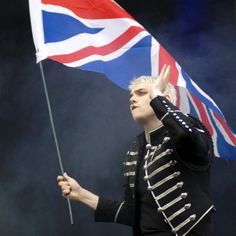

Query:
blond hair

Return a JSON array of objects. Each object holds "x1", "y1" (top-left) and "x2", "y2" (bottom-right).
[{"x1": 129, "y1": 75, "x2": 177, "y2": 105}]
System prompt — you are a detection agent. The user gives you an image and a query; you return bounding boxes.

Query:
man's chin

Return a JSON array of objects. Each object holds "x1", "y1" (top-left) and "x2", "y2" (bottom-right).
[{"x1": 132, "y1": 116, "x2": 146, "y2": 125}]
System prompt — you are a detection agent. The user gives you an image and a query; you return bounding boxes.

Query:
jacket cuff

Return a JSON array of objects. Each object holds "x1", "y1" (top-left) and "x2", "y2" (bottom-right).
[
  {"x1": 94, "y1": 197, "x2": 118, "y2": 222},
  {"x1": 150, "y1": 96, "x2": 178, "y2": 120}
]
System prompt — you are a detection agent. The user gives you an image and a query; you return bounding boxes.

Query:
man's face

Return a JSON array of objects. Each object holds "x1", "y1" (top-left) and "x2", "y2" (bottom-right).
[{"x1": 129, "y1": 83, "x2": 156, "y2": 124}]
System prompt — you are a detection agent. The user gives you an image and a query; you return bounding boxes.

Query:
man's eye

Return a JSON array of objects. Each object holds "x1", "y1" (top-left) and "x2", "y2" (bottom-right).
[{"x1": 139, "y1": 91, "x2": 147, "y2": 95}]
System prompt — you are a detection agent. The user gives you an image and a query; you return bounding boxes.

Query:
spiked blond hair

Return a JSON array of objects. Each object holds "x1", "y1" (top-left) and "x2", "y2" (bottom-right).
[{"x1": 129, "y1": 76, "x2": 177, "y2": 105}]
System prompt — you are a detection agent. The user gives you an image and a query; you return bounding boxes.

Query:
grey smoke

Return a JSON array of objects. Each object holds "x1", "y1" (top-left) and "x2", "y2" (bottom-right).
[{"x1": 0, "y1": 0, "x2": 235, "y2": 235}]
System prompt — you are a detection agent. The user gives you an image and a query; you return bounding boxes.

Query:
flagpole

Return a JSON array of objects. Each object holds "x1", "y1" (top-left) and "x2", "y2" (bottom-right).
[{"x1": 39, "y1": 61, "x2": 74, "y2": 225}]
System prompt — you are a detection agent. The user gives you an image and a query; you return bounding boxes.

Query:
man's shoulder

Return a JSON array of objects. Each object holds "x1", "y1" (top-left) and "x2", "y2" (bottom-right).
[{"x1": 125, "y1": 132, "x2": 144, "y2": 154}]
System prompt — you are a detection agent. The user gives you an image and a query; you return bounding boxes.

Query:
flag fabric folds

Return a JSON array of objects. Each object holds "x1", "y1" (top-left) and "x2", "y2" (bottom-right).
[{"x1": 29, "y1": 0, "x2": 236, "y2": 159}]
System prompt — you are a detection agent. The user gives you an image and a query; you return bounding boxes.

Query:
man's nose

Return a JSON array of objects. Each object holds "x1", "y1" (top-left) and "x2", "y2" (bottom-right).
[{"x1": 129, "y1": 96, "x2": 136, "y2": 104}]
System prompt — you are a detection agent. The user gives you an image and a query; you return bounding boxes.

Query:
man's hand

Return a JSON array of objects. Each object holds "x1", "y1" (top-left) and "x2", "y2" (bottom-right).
[
  {"x1": 150, "y1": 64, "x2": 171, "y2": 99},
  {"x1": 57, "y1": 173, "x2": 99, "y2": 210},
  {"x1": 57, "y1": 173, "x2": 83, "y2": 201}
]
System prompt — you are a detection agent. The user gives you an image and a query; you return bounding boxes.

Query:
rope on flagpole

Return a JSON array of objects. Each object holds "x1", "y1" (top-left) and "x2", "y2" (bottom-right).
[{"x1": 39, "y1": 61, "x2": 74, "y2": 225}]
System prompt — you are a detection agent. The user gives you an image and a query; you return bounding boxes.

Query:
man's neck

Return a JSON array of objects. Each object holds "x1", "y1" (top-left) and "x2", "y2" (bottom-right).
[{"x1": 144, "y1": 119, "x2": 163, "y2": 143}]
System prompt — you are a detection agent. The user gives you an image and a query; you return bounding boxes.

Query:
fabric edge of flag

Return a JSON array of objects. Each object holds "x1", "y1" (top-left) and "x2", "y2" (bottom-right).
[{"x1": 28, "y1": 0, "x2": 48, "y2": 63}]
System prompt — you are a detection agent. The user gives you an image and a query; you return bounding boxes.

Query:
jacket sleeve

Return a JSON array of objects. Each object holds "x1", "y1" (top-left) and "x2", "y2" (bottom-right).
[
  {"x1": 150, "y1": 96, "x2": 211, "y2": 169},
  {"x1": 94, "y1": 180, "x2": 134, "y2": 226}
]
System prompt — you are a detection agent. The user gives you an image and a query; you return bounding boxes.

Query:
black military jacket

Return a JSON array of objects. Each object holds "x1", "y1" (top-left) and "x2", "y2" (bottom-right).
[{"x1": 95, "y1": 96, "x2": 215, "y2": 236}]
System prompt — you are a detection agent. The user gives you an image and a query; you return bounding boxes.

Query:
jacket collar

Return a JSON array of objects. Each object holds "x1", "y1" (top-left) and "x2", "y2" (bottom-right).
[{"x1": 137, "y1": 125, "x2": 166, "y2": 148}]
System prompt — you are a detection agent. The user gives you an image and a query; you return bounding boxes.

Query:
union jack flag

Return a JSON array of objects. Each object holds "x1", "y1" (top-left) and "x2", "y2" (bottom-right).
[{"x1": 29, "y1": 0, "x2": 236, "y2": 159}]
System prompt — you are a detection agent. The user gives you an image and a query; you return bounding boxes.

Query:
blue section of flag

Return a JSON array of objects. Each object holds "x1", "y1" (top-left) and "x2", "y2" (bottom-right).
[
  {"x1": 206, "y1": 107, "x2": 236, "y2": 159},
  {"x1": 42, "y1": 11, "x2": 102, "y2": 43},
  {"x1": 181, "y1": 69, "x2": 224, "y2": 118},
  {"x1": 188, "y1": 93, "x2": 236, "y2": 159},
  {"x1": 217, "y1": 134, "x2": 236, "y2": 160},
  {"x1": 188, "y1": 99, "x2": 199, "y2": 118},
  {"x1": 79, "y1": 36, "x2": 152, "y2": 89}
]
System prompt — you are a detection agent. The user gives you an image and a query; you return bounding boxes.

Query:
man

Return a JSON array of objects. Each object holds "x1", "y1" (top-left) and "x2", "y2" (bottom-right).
[{"x1": 57, "y1": 65, "x2": 215, "y2": 236}]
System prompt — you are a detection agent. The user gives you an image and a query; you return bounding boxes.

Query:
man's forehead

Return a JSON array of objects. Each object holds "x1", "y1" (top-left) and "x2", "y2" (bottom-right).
[{"x1": 130, "y1": 83, "x2": 151, "y2": 93}]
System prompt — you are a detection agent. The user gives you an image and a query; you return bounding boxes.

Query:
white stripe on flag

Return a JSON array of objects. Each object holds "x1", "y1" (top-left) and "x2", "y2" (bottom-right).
[
  {"x1": 190, "y1": 79, "x2": 221, "y2": 112},
  {"x1": 204, "y1": 108, "x2": 219, "y2": 157},
  {"x1": 151, "y1": 38, "x2": 159, "y2": 77},
  {"x1": 64, "y1": 31, "x2": 150, "y2": 67},
  {"x1": 176, "y1": 63, "x2": 187, "y2": 87},
  {"x1": 178, "y1": 87, "x2": 190, "y2": 114}
]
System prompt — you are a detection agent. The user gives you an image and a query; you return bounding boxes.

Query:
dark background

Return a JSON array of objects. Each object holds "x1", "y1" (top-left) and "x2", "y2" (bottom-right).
[{"x1": 0, "y1": 0, "x2": 236, "y2": 235}]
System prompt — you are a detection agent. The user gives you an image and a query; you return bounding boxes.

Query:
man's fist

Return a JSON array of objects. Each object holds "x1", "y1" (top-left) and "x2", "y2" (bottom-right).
[{"x1": 57, "y1": 173, "x2": 83, "y2": 201}]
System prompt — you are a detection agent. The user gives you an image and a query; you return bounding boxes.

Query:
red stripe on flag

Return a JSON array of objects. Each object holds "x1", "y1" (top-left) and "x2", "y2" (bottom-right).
[
  {"x1": 190, "y1": 92, "x2": 214, "y2": 136},
  {"x1": 213, "y1": 112, "x2": 236, "y2": 145},
  {"x1": 42, "y1": 0, "x2": 134, "y2": 20},
  {"x1": 159, "y1": 46, "x2": 179, "y2": 86},
  {"x1": 49, "y1": 26, "x2": 145, "y2": 64}
]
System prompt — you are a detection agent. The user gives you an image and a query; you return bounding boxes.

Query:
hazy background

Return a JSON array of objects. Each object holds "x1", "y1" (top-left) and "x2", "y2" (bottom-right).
[{"x1": 0, "y1": 0, "x2": 236, "y2": 235}]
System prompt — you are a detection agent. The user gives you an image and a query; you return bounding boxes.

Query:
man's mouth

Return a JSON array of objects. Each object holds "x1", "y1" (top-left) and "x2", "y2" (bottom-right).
[{"x1": 131, "y1": 105, "x2": 138, "y2": 110}]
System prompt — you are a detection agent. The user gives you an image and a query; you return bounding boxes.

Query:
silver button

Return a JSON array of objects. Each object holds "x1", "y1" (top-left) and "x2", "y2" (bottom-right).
[
  {"x1": 190, "y1": 214, "x2": 196, "y2": 221},
  {"x1": 173, "y1": 171, "x2": 180, "y2": 177},
  {"x1": 184, "y1": 203, "x2": 191, "y2": 209},
  {"x1": 177, "y1": 182, "x2": 184, "y2": 188},
  {"x1": 144, "y1": 175, "x2": 149, "y2": 181},
  {"x1": 169, "y1": 160, "x2": 177, "y2": 165},
  {"x1": 158, "y1": 207, "x2": 163, "y2": 213},
  {"x1": 163, "y1": 137, "x2": 171, "y2": 143},
  {"x1": 166, "y1": 149, "x2": 173, "y2": 154},
  {"x1": 181, "y1": 193, "x2": 188, "y2": 199},
  {"x1": 147, "y1": 186, "x2": 152, "y2": 191}
]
